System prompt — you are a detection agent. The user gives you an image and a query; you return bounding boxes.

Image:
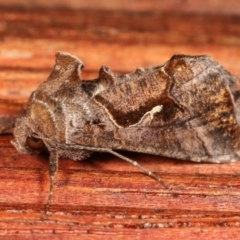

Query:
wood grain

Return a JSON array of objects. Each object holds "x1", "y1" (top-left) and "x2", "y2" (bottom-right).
[
  {"x1": 1, "y1": 2, "x2": 240, "y2": 239},
  {"x1": 0, "y1": 0, "x2": 240, "y2": 14}
]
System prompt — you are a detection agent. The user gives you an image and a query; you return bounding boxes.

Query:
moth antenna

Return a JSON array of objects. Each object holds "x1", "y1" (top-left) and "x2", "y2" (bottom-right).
[{"x1": 107, "y1": 150, "x2": 170, "y2": 190}]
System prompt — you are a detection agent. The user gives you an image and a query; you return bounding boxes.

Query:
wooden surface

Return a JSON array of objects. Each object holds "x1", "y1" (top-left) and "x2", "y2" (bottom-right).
[{"x1": 1, "y1": 1, "x2": 240, "y2": 239}]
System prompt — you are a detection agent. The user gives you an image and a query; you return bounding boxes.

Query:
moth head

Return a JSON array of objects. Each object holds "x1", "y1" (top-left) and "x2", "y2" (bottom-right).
[
  {"x1": 11, "y1": 52, "x2": 93, "y2": 157},
  {"x1": 11, "y1": 115, "x2": 46, "y2": 155}
]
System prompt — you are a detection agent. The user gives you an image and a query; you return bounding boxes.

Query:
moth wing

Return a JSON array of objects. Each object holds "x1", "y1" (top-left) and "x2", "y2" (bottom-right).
[
  {"x1": 91, "y1": 55, "x2": 240, "y2": 163},
  {"x1": 93, "y1": 66, "x2": 173, "y2": 128}
]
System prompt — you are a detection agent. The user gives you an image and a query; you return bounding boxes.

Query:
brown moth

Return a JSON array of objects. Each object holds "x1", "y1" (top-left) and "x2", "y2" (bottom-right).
[{"x1": 10, "y1": 52, "x2": 240, "y2": 202}]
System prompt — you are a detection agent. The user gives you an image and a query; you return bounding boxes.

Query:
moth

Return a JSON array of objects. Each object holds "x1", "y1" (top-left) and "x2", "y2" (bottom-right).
[{"x1": 8, "y1": 52, "x2": 240, "y2": 202}]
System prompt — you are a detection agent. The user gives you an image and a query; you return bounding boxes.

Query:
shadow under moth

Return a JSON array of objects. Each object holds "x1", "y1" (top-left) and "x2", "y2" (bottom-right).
[{"x1": 5, "y1": 52, "x2": 240, "y2": 204}]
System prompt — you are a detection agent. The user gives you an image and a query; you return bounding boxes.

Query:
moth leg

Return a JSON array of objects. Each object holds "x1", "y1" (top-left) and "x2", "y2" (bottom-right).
[
  {"x1": 45, "y1": 149, "x2": 59, "y2": 214},
  {"x1": 108, "y1": 150, "x2": 170, "y2": 190},
  {"x1": 49, "y1": 143, "x2": 171, "y2": 191}
]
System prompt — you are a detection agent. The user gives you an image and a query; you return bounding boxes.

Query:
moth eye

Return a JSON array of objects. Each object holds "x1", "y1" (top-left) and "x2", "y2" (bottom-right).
[{"x1": 26, "y1": 136, "x2": 44, "y2": 150}]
